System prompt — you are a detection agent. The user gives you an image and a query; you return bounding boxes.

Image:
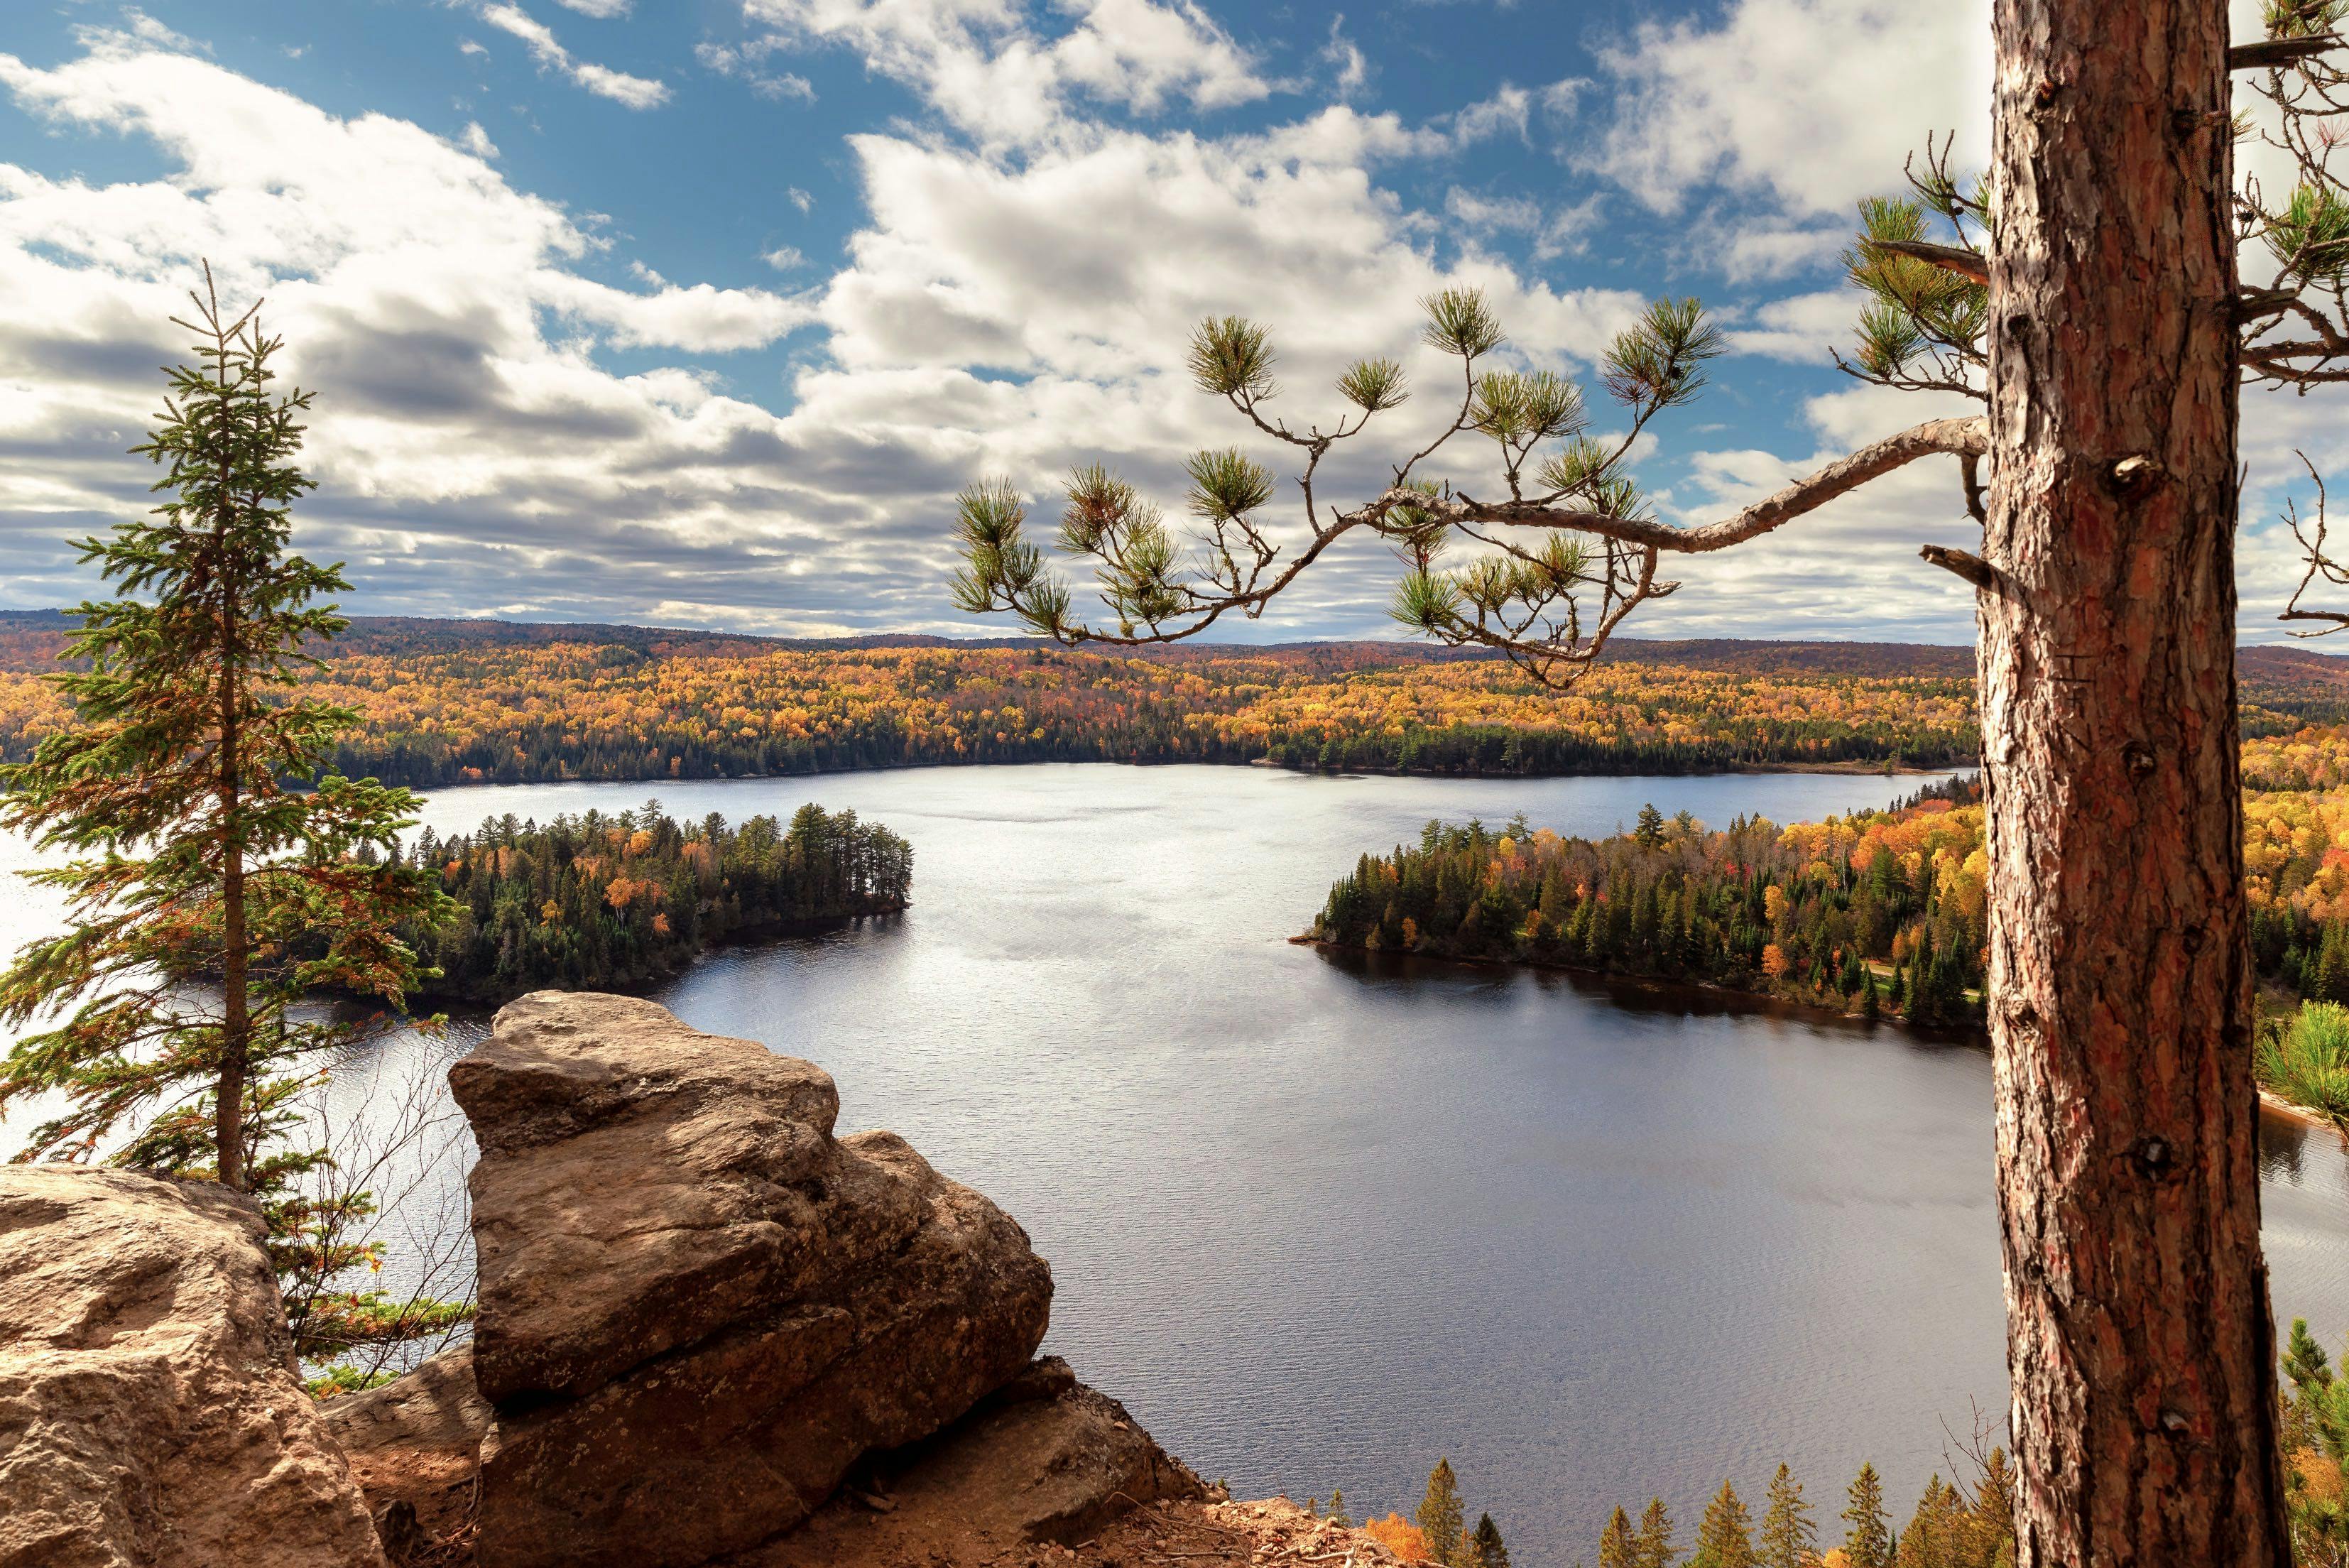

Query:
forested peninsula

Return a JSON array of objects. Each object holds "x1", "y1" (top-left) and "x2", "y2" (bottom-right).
[
  {"x1": 1307, "y1": 778, "x2": 1989, "y2": 1026},
  {"x1": 1303, "y1": 720, "x2": 2349, "y2": 1091},
  {"x1": 391, "y1": 802, "x2": 911, "y2": 1004}
]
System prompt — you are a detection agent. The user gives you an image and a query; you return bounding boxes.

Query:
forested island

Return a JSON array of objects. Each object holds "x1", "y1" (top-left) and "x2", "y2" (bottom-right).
[
  {"x1": 391, "y1": 802, "x2": 911, "y2": 1004},
  {"x1": 1306, "y1": 779, "x2": 1989, "y2": 1026}
]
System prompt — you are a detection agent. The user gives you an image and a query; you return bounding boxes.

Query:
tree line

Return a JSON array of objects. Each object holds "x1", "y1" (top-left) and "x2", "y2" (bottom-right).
[
  {"x1": 396, "y1": 802, "x2": 911, "y2": 1004},
  {"x1": 1308, "y1": 779, "x2": 1988, "y2": 1028}
]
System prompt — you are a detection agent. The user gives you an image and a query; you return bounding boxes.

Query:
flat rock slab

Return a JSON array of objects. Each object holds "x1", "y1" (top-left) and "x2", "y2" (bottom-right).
[
  {"x1": 452, "y1": 992, "x2": 1052, "y2": 1568},
  {"x1": 322, "y1": 1344, "x2": 491, "y2": 1563},
  {"x1": 0, "y1": 1165, "x2": 386, "y2": 1568},
  {"x1": 734, "y1": 1357, "x2": 1206, "y2": 1568}
]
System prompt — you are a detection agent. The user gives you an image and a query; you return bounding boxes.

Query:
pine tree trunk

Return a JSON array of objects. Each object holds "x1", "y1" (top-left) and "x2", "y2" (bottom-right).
[{"x1": 1982, "y1": 0, "x2": 2289, "y2": 1561}]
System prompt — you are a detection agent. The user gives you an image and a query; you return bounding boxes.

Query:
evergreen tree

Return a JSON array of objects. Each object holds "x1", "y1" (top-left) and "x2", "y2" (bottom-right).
[
  {"x1": 1757, "y1": 1464, "x2": 1815, "y2": 1568},
  {"x1": 1419, "y1": 1458, "x2": 1467, "y2": 1567},
  {"x1": 0, "y1": 275, "x2": 457, "y2": 1365},
  {"x1": 1862, "y1": 968, "x2": 1882, "y2": 1021},
  {"x1": 1599, "y1": 1507, "x2": 1637, "y2": 1568},
  {"x1": 1328, "y1": 1488, "x2": 1352, "y2": 1529},
  {"x1": 1695, "y1": 1481, "x2": 1756, "y2": 1568},
  {"x1": 1841, "y1": 1463, "x2": 1893, "y2": 1568},
  {"x1": 1471, "y1": 1513, "x2": 1510, "y2": 1568},
  {"x1": 1633, "y1": 1498, "x2": 1678, "y2": 1568},
  {"x1": 2319, "y1": 921, "x2": 2349, "y2": 1006},
  {"x1": 1635, "y1": 802, "x2": 1667, "y2": 849}
]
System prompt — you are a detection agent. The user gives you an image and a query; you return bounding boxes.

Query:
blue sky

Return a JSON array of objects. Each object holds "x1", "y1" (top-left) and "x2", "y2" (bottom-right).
[{"x1": 0, "y1": 0, "x2": 2336, "y2": 645}]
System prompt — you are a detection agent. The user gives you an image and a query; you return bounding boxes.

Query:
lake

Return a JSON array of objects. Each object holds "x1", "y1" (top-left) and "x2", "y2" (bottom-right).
[{"x1": 7, "y1": 760, "x2": 2349, "y2": 1567}]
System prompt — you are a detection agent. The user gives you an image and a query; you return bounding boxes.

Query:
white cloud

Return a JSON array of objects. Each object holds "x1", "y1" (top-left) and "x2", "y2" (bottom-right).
[
  {"x1": 1584, "y1": 0, "x2": 1990, "y2": 220},
  {"x1": 696, "y1": 40, "x2": 817, "y2": 101},
  {"x1": 476, "y1": 3, "x2": 670, "y2": 109},
  {"x1": 787, "y1": 185, "x2": 813, "y2": 212},
  {"x1": 763, "y1": 245, "x2": 806, "y2": 269},
  {"x1": 1727, "y1": 288, "x2": 1853, "y2": 364},
  {"x1": 458, "y1": 121, "x2": 501, "y2": 158},
  {"x1": 1321, "y1": 15, "x2": 1369, "y2": 99},
  {"x1": 0, "y1": 20, "x2": 1688, "y2": 637},
  {"x1": 740, "y1": 0, "x2": 1269, "y2": 148},
  {"x1": 552, "y1": 0, "x2": 633, "y2": 15},
  {"x1": 1444, "y1": 186, "x2": 1598, "y2": 262}
]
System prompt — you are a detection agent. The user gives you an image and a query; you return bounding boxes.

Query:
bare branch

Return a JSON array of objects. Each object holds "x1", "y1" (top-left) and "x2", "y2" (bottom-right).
[
  {"x1": 1875, "y1": 239, "x2": 1990, "y2": 284},
  {"x1": 2232, "y1": 34, "x2": 2343, "y2": 71},
  {"x1": 1921, "y1": 544, "x2": 1999, "y2": 591},
  {"x1": 1369, "y1": 415, "x2": 1988, "y2": 554}
]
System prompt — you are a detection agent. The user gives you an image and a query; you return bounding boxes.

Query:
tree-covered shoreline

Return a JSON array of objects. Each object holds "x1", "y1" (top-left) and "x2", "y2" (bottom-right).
[
  {"x1": 391, "y1": 801, "x2": 912, "y2": 1005},
  {"x1": 1305, "y1": 778, "x2": 1989, "y2": 1030}
]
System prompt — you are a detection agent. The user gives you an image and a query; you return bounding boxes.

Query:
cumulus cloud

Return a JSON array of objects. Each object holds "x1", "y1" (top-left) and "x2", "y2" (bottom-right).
[
  {"x1": 476, "y1": 3, "x2": 670, "y2": 109},
  {"x1": 0, "y1": 21, "x2": 1652, "y2": 637},
  {"x1": 739, "y1": 0, "x2": 1270, "y2": 147},
  {"x1": 1586, "y1": 0, "x2": 1989, "y2": 217}
]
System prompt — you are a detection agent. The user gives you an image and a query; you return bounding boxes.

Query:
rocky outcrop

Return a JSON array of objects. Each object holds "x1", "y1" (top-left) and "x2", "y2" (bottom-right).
[
  {"x1": 322, "y1": 1344, "x2": 492, "y2": 1562},
  {"x1": 0, "y1": 1165, "x2": 387, "y2": 1568},
  {"x1": 733, "y1": 1356, "x2": 1206, "y2": 1567},
  {"x1": 450, "y1": 991, "x2": 1054, "y2": 1568}
]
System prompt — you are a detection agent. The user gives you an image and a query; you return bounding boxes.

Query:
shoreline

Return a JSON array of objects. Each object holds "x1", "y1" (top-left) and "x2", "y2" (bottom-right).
[
  {"x1": 327, "y1": 753, "x2": 1978, "y2": 796},
  {"x1": 2261, "y1": 1087, "x2": 2348, "y2": 1136},
  {"x1": 1289, "y1": 935, "x2": 1985, "y2": 1040}
]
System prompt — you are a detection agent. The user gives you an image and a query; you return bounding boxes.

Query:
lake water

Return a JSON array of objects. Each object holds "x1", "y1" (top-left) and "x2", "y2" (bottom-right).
[{"x1": 9, "y1": 761, "x2": 2349, "y2": 1567}]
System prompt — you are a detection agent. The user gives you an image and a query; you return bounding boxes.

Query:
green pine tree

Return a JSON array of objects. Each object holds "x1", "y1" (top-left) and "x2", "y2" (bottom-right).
[
  {"x1": 1841, "y1": 1462, "x2": 1894, "y2": 1568},
  {"x1": 1862, "y1": 968, "x2": 1882, "y2": 1020},
  {"x1": 1328, "y1": 1488, "x2": 1352, "y2": 1529},
  {"x1": 0, "y1": 273, "x2": 459, "y2": 1368},
  {"x1": 1419, "y1": 1459, "x2": 1468, "y2": 1566},
  {"x1": 1635, "y1": 802, "x2": 1666, "y2": 849},
  {"x1": 1471, "y1": 1513, "x2": 1510, "y2": 1568},
  {"x1": 1757, "y1": 1464, "x2": 1815, "y2": 1568},
  {"x1": 1694, "y1": 1480, "x2": 1755, "y2": 1568}
]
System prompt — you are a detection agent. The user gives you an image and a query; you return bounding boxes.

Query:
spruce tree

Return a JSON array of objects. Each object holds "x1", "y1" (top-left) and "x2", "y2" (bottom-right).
[
  {"x1": 1419, "y1": 1459, "x2": 1467, "y2": 1566},
  {"x1": 1695, "y1": 1481, "x2": 1756, "y2": 1568},
  {"x1": 1599, "y1": 1507, "x2": 1637, "y2": 1568},
  {"x1": 1329, "y1": 1488, "x2": 1352, "y2": 1529},
  {"x1": 1841, "y1": 1463, "x2": 1893, "y2": 1568},
  {"x1": 1757, "y1": 1464, "x2": 1816, "y2": 1568},
  {"x1": 1633, "y1": 1498, "x2": 1678, "y2": 1568},
  {"x1": 1471, "y1": 1513, "x2": 1510, "y2": 1568},
  {"x1": 0, "y1": 274, "x2": 454, "y2": 1361}
]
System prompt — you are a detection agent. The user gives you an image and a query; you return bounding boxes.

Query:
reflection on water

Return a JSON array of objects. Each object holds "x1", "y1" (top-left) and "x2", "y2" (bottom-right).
[{"x1": 6, "y1": 761, "x2": 2347, "y2": 1567}]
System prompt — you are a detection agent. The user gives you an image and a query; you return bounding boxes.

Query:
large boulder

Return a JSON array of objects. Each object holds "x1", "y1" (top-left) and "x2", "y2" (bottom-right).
[
  {"x1": 451, "y1": 992, "x2": 1053, "y2": 1568},
  {"x1": 0, "y1": 1165, "x2": 387, "y2": 1568}
]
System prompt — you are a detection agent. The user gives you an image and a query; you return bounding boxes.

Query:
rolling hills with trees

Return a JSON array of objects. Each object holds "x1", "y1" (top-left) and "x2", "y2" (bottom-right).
[{"x1": 4, "y1": 606, "x2": 2345, "y2": 789}]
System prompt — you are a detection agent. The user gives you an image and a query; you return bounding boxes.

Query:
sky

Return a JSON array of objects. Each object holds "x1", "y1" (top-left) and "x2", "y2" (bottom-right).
[{"x1": 0, "y1": 0, "x2": 2340, "y2": 646}]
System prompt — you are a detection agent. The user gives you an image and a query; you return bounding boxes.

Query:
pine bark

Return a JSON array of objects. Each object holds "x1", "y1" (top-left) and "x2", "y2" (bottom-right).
[{"x1": 1982, "y1": 1, "x2": 2289, "y2": 1562}]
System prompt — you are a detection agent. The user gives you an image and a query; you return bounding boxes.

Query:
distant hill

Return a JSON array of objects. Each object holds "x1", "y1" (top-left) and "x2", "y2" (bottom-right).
[{"x1": 5, "y1": 606, "x2": 2340, "y2": 681}]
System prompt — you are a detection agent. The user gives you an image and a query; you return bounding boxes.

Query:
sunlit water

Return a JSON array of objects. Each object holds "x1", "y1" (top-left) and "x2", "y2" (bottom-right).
[{"x1": 8, "y1": 761, "x2": 2349, "y2": 1568}]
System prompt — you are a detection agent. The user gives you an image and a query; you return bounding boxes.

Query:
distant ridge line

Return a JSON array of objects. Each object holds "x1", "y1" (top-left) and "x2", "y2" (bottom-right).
[{"x1": 0, "y1": 608, "x2": 2339, "y2": 682}]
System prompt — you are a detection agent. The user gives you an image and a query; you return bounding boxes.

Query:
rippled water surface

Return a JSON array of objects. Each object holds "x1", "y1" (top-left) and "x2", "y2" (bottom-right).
[{"x1": 9, "y1": 761, "x2": 2349, "y2": 1567}]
